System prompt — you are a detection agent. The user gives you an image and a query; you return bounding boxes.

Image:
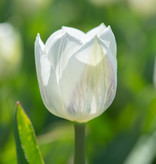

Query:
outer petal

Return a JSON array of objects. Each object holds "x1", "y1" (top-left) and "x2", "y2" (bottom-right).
[
  {"x1": 45, "y1": 29, "x2": 64, "y2": 53},
  {"x1": 45, "y1": 30, "x2": 65, "y2": 69},
  {"x1": 59, "y1": 36, "x2": 117, "y2": 122},
  {"x1": 99, "y1": 26, "x2": 117, "y2": 57},
  {"x1": 86, "y1": 23, "x2": 106, "y2": 39},
  {"x1": 75, "y1": 35, "x2": 104, "y2": 66},
  {"x1": 45, "y1": 32, "x2": 83, "y2": 81},
  {"x1": 98, "y1": 37, "x2": 117, "y2": 73},
  {"x1": 35, "y1": 34, "x2": 67, "y2": 119},
  {"x1": 87, "y1": 24, "x2": 117, "y2": 57}
]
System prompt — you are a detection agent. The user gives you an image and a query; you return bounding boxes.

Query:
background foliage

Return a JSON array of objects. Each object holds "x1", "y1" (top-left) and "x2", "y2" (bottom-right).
[{"x1": 0, "y1": 0, "x2": 156, "y2": 163}]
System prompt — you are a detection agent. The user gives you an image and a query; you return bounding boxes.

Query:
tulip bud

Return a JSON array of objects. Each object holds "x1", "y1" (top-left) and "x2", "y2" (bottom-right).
[{"x1": 35, "y1": 23, "x2": 117, "y2": 123}]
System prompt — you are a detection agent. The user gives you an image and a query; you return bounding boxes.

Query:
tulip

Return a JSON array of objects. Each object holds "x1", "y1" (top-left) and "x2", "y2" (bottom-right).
[
  {"x1": 15, "y1": 0, "x2": 51, "y2": 17},
  {"x1": 90, "y1": 0, "x2": 119, "y2": 6},
  {"x1": 0, "y1": 23, "x2": 21, "y2": 81},
  {"x1": 35, "y1": 23, "x2": 117, "y2": 164},
  {"x1": 35, "y1": 23, "x2": 117, "y2": 122},
  {"x1": 128, "y1": 0, "x2": 156, "y2": 16}
]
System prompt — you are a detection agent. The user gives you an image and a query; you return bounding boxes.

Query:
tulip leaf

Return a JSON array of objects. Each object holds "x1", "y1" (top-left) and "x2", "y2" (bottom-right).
[{"x1": 14, "y1": 102, "x2": 44, "y2": 164}]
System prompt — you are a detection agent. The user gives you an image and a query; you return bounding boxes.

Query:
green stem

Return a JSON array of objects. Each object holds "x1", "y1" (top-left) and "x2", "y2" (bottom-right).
[{"x1": 74, "y1": 123, "x2": 86, "y2": 164}]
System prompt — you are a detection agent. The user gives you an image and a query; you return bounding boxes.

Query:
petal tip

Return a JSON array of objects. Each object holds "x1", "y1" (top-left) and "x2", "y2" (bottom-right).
[
  {"x1": 107, "y1": 25, "x2": 111, "y2": 29},
  {"x1": 61, "y1": 26, "x2": 66, "y2": 29},
  {"x1": 36, "y1": 33, "x2": 41, "y2": 40},
  {"x1": 35, "y1": 33, "x2": 41, "y2": 45},
  {"x1": 100, "y1": 23, "x2": 106, "y2": 28},
  {"x1": 92, "y1": 34, "x2": 100, "y2": 41},
  {"x1": 37, "y1": 33, "x2": 40, "y2": 37},
  {"x1": 35, "y1": 33, "x2": 45, "y2": 51}
]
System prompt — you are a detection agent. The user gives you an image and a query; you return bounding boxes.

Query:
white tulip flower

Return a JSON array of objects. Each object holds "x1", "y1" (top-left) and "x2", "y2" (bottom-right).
[
  {"x1": 128, "y1": 0, "x2": 156, "y2": 16},
  {"x1": 35, "y1": 23, "x2": 117, "y2": 123},
  {"x1": 0, "y1": 23, "x2": 21, "y2": 80}
]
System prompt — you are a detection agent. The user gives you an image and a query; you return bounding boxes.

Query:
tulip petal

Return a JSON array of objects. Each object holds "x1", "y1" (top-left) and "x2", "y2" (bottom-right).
[
  {"x1": 35, "y1": 34, "x2": 67, "y2": 118},
  {"x1": 59, "y1": 36, "x2": 117, "y2": 122},
  {"x1": 87, "y1": 24, "x2": 117, "y2": 57},
  {"x1": 45, "y1": 30, "x2": 66, "y2": 68},
  {"x1": 98, "y1": 37, "x2": 117, "y2": 72},
  {"x1": 62, "y1": 26, "x2": 86, "y2": 42},
  {"x1": 35, "y1": 34, "x2": 50, "y2": 86},
  {"x1": 99, "y1": 26, "x2": 117, "y2": 57},
  {"x1": 40, "y1": 55, "x2": 51, "y2": 86},
  {"x1": 46, "y1": 32, "x2": 82, "y2": 81},
  {"x1": 74, "y1": 35, "x2": 117, "y2": 70},
  {"x1": 55, "y1": 33, "x2": 83, "y2": 81},
  {"x1": 45, "y1": 29, "x2": 64, "y2": 53},
  {"x1": 74, "y1": 36, "x2": 106, "y2": 66},
  {"x1": 86, "y1": 23, "x2": 106, "y2": 39}
]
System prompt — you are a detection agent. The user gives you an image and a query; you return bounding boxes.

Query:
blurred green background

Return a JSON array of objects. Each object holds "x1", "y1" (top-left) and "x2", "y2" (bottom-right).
[{"x1": 1, "y1": 0, "x2": 156, "y2": 163}]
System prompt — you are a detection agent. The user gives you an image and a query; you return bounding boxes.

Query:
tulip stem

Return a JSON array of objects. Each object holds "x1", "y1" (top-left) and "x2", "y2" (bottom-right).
[{"x1": 74, "y1": 123, "x2": 86, "y2": 164}]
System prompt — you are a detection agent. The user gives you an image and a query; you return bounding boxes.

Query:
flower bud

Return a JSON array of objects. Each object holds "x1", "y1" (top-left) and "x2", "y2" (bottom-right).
[{"x1": 35, "y1": 23, "x2": 117, "y2": 123}]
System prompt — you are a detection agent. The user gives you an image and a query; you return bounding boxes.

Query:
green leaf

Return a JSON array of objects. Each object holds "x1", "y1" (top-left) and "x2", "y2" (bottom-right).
[{"x1": 14, "y1": 101, "x2": 44, "y2": 164}]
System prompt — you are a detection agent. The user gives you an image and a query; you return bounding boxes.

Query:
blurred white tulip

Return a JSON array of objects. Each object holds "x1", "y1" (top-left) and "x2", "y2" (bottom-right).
[
  {"x1": 15, "y1": 0, "x2": 51, "y2": 16},
  {"x1": 35, "y1": 23, "x2": 117, "y2": 123},
  {"x1": 89, "y1": 0, "x2": 120, "y2": 6},
  {"x1": 128, "y1": 0, "x2": 156, "y2": 16},
  {"x1": 0, "y1": 23, "x2": 22, "y2": 81}
]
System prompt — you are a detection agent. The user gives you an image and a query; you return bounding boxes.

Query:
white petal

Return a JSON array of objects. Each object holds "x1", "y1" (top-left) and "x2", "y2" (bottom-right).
[
  {"x1": 75, "y1": 35, "x2": 106, "y2": 66},
  {"x1": 90, "y1": 96, "x2": 97, "y2": 114},
  {"x1": 46, "y1": 32, "x2": 82, "y2": 81},
  {"x1": 99, "y1": 26, "x2": 117, "y2": 57},
  {"x1": 35, "y1": 34, "x2": 51, "y2": 86},
  {"x1": 35, "y1": 33, "x2": 45, "y2": 53},
  {"x1": 38, "y1": 66, "x2": 68, "y2": 118},
  {"x1": 98, "y1": 37, "x2": 117, "y2": 72},
  {"x1": 40, "y1": 55, "x2": 51, "y2": 86},
  {"x1": 62, "y1": 26, "x2": 86, "y2": 42},
  {"x1": 35, "y1": 34, "x2": 67, "y2": 119},
  {"x1": 44, "y1": 30, "x2": 66, "y2": 69},
  {"x1": 45, "y1": 29, "x2": 65, "y2": 53},
  {"x1": 86, "y1": 24, "x2": 116, "y2": 57},
  {"x1": 59, "y1": 36, "x2": 117, "y2": 122},
  {"x1": 86, "y1": 23, "x2": 107, "y2": 40}
]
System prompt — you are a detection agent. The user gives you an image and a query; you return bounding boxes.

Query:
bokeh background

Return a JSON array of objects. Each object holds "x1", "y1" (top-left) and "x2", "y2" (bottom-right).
[{"x1": 1, "y1": 0, "x2": 156, "y2": 163}]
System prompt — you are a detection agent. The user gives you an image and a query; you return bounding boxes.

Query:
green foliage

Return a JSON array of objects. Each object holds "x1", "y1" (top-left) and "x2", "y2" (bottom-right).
[{"x1": 14, "y1": 102, "x2": 44, "y2": 164}]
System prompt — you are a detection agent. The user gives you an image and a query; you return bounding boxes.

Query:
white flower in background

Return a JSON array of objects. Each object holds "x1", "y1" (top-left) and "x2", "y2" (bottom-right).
[
  {"x1": 89, "y1": 0, "x2": 120, "y2": 6},
  {"x1": 0, "y1": 23, "x2": 21, "y2": 81},
  {"x1": 15, "y1": 0, "x2": 51, "y2": 16},
  {"x1": 35, "y1": 23, "x2": 117, "y2": 123},
  {"x1": 128, "y1": 0, "x2": 156, "y2": 16}
]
